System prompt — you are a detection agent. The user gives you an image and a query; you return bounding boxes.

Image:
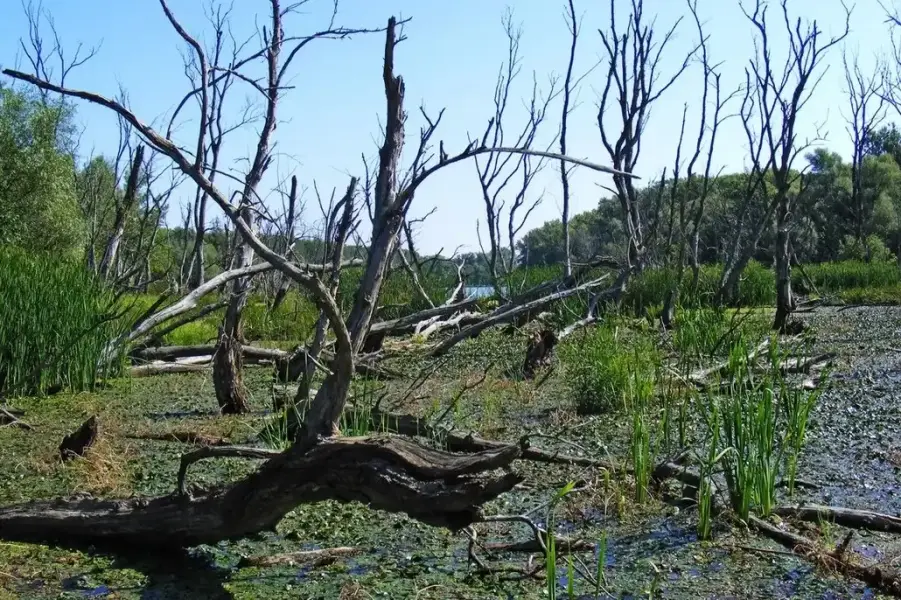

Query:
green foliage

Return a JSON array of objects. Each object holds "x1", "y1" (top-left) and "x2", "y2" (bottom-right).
[
  {"x1": 243, "y1": 291, "x2": 319, "y2": 343},
  {"x1": 0, "y1": 87, "x2": 83, "y2": 257},
  {"x1": 559, "y1": 322, "x2": 660, "y2": 415},
  {"x1": 621, "y1": 261, "x2": 776, "y2": 314},
  {"x1": 801, "y1": 260, "x2": 900, "y2": 291},
  {"x1": 0, "y1": 246, "x2": 125, "y2": 396},
  {"x1": 837, "y1": 235, "x2": 895, "y2": 263}
]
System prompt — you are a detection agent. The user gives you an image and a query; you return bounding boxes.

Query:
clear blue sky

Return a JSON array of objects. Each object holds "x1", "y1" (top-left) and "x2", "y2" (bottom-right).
[{"x1": 0, "y1": 0, "x2": 891, "y2": 255}]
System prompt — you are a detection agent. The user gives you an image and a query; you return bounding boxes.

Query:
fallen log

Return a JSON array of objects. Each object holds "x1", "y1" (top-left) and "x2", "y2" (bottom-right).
[
  {"x1": 431, "y1": 275, "x2": 610, "y2": 357},
  {"x1": 129, "y1": 363, "x2": 210, "y2": 377},
  {"x1": 0, "y1": 407, "x2": 32, "y2": 430},
  {"x1": 127, "y1": 431, "x2": 233, "y2": 447},
  {"x1": 749, "y1": 515, "x2": 901, "y2": 597},
  {"x1": 367, "y1": 297, "x2": 481, "y2": 338},
  {"x1": 59, "y1": 416, "x2": 99, "y2": 461},
  {"x1": 0, "y1": 435, "x2": 521, "y2": 549},
  {"x1": 687, "y1": 337, "x2": 772, "y2": 388},
  {"x1": 774, "y1": 504, "x2": 901, "y2": 534},
  {"x1": 237, "y1": 546, "x2": 359, "y2": 568},
  {"x1": 366, "y1": 406, "x2": 620, "y2": 470}
]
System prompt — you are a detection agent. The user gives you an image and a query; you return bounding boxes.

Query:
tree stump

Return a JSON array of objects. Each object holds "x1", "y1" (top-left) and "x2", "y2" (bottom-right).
[
  {"x1": 59, "y1": 416, "x2": 99, "y2": 461},
  {"x1": 522, "y1": 329, "x2": 558, "y2": 379}
]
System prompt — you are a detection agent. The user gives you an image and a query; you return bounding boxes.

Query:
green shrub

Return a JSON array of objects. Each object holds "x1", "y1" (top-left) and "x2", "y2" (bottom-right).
[
  {"x1": 838, "y1": 234, "x2": 895, "y2": 263},
  {"x1": 559, "y1": 322, "x2": 659, "y2": 414},
  {"x1": 800, "y1": 260, "x2": 900, "y2": 292},
  {"x1": 243, "y1": 291, "x2": 319, "y2": 343},
  {"x1": 0, "y1": 246, "x2": 126, "y2": 396}
]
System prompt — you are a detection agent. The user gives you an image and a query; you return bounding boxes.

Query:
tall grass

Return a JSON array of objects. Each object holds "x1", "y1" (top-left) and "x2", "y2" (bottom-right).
[
  {"x1": 629, "y1": 372, "x2": 655, "y2": 504},
  {"x1": 545, "y1": 480, "x2": 576, "y2": 600},
  {"x1": 698, "y1": 336, "x2": 825, "y2": 521},
  {"x1": 559, "y1": 322, "x2": 660, "y2": 414},
  {"x1": 0, "y1": 247, "x2": 126, "y2": 396}
]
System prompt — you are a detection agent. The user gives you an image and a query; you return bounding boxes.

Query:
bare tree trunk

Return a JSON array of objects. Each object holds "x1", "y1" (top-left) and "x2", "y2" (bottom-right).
[
  {"x1": 560, "y1": 0, "x2": 579, "y2": 277},
  {"x1": 99, "y1": 145, "x2": 145, "y2": 279},
  {"x1": 271, "y1": 176, "x2": 299, "y2": 312},
  {"x1": 294, "y1": 178, "x2": 357, "y2": 405},
  {"x1": 773, "y1": 208, "x2": 794, "y2": 331}
]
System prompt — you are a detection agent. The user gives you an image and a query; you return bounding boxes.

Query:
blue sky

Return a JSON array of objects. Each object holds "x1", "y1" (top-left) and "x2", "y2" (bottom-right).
[{"x1": 0, "y1": 0, "x2": 892, "y2": 255}]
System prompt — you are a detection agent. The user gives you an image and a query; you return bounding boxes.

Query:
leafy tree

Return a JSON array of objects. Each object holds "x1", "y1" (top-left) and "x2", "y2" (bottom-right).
[{"x1": 0, "y1": 86, "x2": 83, "y2": 257}]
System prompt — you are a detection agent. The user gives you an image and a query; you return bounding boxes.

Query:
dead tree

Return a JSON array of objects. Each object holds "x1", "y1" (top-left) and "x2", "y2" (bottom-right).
[
  {"x1": 475, "y1": 9, "x2": 558, "y2": 299},
  {"x1": 269, "y1": 175, "x2": 302, "y2": 311},
  {"x1": 843, "y1": 51, "x2": 886, "y2": 262},
  {"x1": 559, "y1": 0, "x2": 597, "y2": 277},
  {"x1": 661, "y1": 0, "x2": 736, "y2": 327},
  {"x1": 597, "y1": 0, "x2": 694, "y2": 294},
  {"x1": 2, "y1": 5, "x2": 635, "y2": 550},
  {"x1": 740, "y1": 0, "x2": 849, "y2": 331},
  {"x1": 292, "y1": 178, "x2": 358, "y2": 407}
]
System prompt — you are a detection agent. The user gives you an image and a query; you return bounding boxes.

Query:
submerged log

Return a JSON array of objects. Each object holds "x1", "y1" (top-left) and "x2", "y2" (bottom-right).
[
  {"x1": 774, "y1": 504, "x2": 901, "y2": 534},
  {"x1": 237, "y1": 546, "x2": 359, "y2": 568},
  {"x1": 750, "y1": 515, "x2": 901, "y2": 597},
  {"x1": 59, "y1": 416, "x2": 99, "y2": 461},
  {"x1": 0, "y1": 435, "x2": 521, "y2": 549}
]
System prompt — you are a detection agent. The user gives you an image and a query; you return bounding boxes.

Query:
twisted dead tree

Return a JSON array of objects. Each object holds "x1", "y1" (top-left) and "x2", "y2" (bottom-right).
[
  {"x1": 659, "y1": 0, "x2": 738, "y2": 328},
  {"x1": 475, "y1": 9, "x2": 559, "y2": 300},
  {"x1": 740, "y1": 0, "x2": 849, "y2": 331},
  {"x1": 843, "y1": 51, "x2": 886, "y2": 263},
  {"x1": 1, "y1": 1, "x2": 633, "y2": 549},
  {"x1": 597, "y1": 0, "x2": 696, "y2": 300}
]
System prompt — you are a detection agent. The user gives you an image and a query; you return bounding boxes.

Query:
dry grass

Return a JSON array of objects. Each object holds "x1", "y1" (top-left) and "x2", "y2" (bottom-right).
[
  {"x1": 338, "y1": 581, "x2": 372, "y2": 600},
  {"x1": 27, "y1": 413, "x2": 135, "y2": 497},
  {"x1": 65, "y1": 431, "x2": 135, "y2": 496}
]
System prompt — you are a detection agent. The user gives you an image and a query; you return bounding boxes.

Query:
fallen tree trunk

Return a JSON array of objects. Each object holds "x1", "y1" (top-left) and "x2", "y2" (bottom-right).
[
  {"x1": 0, "y1": 435, "x2": 521, "y2": 549},
  {"x1": 431, "y1": 275, "x2": 609, "y2": 357},
  {"x1": 129, "y1": 363, "x2": 210, "y2": 377},
  {"x1": 774, "y1": 504, "x2": 901, "y2": 534},
  {"x1": 365, "y1": 406, "x2": 620, "y2": 470},
  {"x1": 130, "y1": 345, "x2": 398, "y2": 381},
  {"x1": 367, "y1": 297, "x2": 481, "y2": 337},
  {"x1": 749, "y1": 515, "x2": 901, "y2": 597}
]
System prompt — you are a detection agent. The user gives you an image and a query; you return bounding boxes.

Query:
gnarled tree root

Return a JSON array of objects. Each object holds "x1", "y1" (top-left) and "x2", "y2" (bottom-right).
[{"x1": 0, "y1": 435, "x2": 521, "y2": 549}]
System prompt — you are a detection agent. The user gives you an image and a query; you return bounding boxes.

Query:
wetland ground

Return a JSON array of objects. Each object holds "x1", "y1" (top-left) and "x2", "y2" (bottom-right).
[{"x1": 2, "y1": 305, "x2": 901, "y2": 599}]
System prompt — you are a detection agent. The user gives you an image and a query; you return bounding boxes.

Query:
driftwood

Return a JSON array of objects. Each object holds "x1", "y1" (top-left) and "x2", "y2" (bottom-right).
[
  {"x1": 774, "y1": 504, "x2": 901, "y2": 534},
  {"x1": 59, "y1": 416, "x2": 99, "y2": 461},
  {"x1": 749, "y1": 515, "x2": 901, "y2": 597},
  {"x1": 129, "y1": 363, "x2": 210, "y2": 377},
  {"x1": 0, "y1": 435, "x2": 521, "y2": 548},
  {"x1": 237, "y1": 546, "x2": 359, "y2": 568},
  {"x1": 365, "y1": 406, "x2": 620, "y2": 470},
  {"x1": 0, "y1": 406, "x2": 32, "y2": 430},
  {"x1": 431, "y1": 275, "x2": 610, "y2": 357}
]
